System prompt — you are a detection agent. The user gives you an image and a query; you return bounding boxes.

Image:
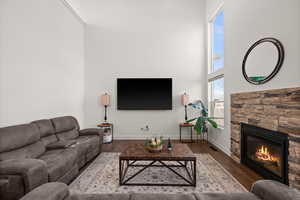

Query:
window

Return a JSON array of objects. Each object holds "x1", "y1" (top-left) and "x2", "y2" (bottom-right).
[
  {"x1": 212, "y1": 11, "x2": 224, "y2": 72},
  {"x1": 208, "y1": 8, "x2": 224, "y2": 128},
  {"x1": 208, "y1": 78, "x2": 224, "y2": 127}
]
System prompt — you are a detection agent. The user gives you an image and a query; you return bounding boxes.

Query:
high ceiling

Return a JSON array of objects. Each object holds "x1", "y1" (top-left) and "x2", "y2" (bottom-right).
[{"x1": 65, "y1": 0, "x2": 204, "y2": 26}]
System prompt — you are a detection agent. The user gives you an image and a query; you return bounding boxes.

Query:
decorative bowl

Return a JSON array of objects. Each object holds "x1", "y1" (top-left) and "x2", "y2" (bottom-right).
[
  {"x1": 146, "y1": 144, "x2": 163, "y2": 153},
  {"x1": 145, "y1": 137, "x2": 164, "y2": 153}
]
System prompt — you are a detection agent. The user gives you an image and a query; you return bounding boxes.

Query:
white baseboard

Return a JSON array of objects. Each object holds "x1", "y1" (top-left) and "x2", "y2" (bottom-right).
[
  {"x1": 208, "y1": 139, "x2": 231, "y2": 156},
  {"x1": 114, "y1": 134, "x2": 181, "y2": 140}
]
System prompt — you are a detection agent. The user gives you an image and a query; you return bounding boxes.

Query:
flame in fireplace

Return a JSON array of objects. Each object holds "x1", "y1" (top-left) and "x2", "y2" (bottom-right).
[{"x1": 256, "y1": 146, "x2": 279, "y2": 162}]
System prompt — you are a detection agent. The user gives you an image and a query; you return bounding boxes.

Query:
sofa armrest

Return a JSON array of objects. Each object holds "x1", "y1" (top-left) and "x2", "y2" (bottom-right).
[
  {"x1": 79, "y1": 128, "x2": 103, "y2": 152},
  {"x1": 79, "y1": 128, "x2": 104, "y2": 137},
  {"x1": 46, "y1": 140, "x2": 76, "y2": 150},
  {"x1": 0, "y1": 159, "x2": 48, "y2": 192},
  {"x1": 251, "y1": 180, "x2": 300, "y2": 200},
  {"x1": 20, "y1": 182, "x2": 69, "y2": 200}
]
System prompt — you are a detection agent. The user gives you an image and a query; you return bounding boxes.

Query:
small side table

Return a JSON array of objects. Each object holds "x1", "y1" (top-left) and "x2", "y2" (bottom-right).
[
  {"x1": 97, "y1": 123, "x2": 114, "y2": 144},
  {"x1": 179, "y1": 123, "x2": 195, "y2": 143}
]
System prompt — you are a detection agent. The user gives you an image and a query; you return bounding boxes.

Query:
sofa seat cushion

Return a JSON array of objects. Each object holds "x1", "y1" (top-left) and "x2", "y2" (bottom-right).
[
  {"x1": 194, "y1": 192, "x2": 260, "y2": 200},
  {"x1": 41, "y1": 135, "x2": 58, "y2": 147},
  {"x1": 73, "y1": 193, "x2": 131, "y2": 200},
  {"x1": 39, "y1": 149, "x2": 78, "y2": 181},
  {"x1": 71, "y1": 136, "x2": 100, "y2": 158},
  {"x1": 132, "y1": 194, "x2": 196, "y2": 200}
]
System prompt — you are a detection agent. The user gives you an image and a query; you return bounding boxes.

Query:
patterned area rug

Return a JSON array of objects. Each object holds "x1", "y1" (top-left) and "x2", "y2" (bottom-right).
[{"x1": 69, "y1": 152, "x2": 246, "y2": 194}]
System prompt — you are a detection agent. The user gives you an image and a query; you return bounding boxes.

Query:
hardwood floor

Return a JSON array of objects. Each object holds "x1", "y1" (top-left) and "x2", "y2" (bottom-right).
[{"x1": 102, "y1": 140, "x2": 262, "y2": 191}]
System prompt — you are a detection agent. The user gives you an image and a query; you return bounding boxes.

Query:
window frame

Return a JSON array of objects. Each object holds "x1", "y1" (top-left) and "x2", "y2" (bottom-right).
[
  {"x1": 208, "y1": 76, "x2": 224, "y2": 128},
  {"x1": 207, "y1": 4, "x2": 224, "y2": 129}
]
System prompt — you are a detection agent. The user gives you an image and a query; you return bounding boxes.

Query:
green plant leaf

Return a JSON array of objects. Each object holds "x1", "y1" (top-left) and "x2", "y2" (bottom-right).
[
  {"x1": 187, "y1": 99, "x2": 219, "y2": 134},
  {"x1": 202, "y1": 109, "x2": 208, "y2": 117},
  {"x1": 207, "y1": 118, "x2": 218, "y2": 128},
  {"x1": 194, "y1": 117, "x2": 204, "y2": 135},
  {"x1": 186, "y1": 117, "x2": 198, "y2": 123}
]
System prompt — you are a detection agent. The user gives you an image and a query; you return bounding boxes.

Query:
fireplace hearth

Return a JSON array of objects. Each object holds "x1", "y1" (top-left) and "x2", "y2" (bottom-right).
[{"x1": 241, "y1": 123, "x2": 289, "y2": 184}]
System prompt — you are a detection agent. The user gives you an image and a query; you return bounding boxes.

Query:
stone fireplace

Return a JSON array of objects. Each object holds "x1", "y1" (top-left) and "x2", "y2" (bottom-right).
[{"x1": 231, "y1": 87, "x2": 300, "y2": 189}]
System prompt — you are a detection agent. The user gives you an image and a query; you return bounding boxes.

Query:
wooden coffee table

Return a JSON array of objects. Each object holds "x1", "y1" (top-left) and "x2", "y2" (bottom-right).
[{"x1": 119, "y1": 143, "x2": 196, "y2": 186}]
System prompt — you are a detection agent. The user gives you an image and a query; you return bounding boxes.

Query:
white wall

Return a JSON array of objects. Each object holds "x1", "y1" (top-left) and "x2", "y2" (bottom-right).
[
  {"x1": 84, "y1": 0, "x2": 207, "y2": 139},
  {"x1": 0, "y1": 0, "x2": 85, "y2": 126},
  {"x1": 207, "y1": 0, "x2": 300, "y2": 155}
]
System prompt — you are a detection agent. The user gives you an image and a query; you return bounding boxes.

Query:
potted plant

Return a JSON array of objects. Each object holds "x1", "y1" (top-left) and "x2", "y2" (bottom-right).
[{"x1": 186, "y1": 100, "x2": 219, "y2": 135}]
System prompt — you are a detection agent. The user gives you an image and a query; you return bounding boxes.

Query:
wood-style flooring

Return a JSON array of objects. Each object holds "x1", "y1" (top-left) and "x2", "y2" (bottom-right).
[{"x1": 102, "y1": 140, "x2": 262, "y2": 191}]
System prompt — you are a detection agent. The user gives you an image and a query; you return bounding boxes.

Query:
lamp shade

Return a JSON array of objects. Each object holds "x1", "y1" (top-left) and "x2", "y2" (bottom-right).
[
  {"x1": 101, "y1": 93, "x2": 110, "y2": 106},
  {"x1": 181, "y1": 93, "x2": 189, "y2": 105}
]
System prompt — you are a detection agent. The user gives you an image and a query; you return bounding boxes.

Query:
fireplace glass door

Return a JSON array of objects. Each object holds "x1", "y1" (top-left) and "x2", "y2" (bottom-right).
[
  {"x1": 241, "y1": 123, "x2": 288, "y2": 184},
  {"x1": 246, "y1": 136, "x2": 282, "y2": 177}
]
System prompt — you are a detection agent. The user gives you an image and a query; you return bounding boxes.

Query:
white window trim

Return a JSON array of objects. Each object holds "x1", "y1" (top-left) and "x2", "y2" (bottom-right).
[
  {"x1": 207, "y1": 3, "x2": 224, "y2": 129},
  {"x1": 208, "y1": 2, "x2": 224, "y2": 23},
  {"x1": 208, "y1": 68, "x2": 224, "y2": 81}
]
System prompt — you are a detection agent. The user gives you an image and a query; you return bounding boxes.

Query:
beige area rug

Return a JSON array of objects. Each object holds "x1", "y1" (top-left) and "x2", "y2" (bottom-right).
[{"x1": 69, "y1": 152, "x2": 247, "y2": 194}]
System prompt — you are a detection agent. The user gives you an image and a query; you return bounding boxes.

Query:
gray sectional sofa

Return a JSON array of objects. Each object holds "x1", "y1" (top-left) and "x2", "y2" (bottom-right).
[
  {"x1": 0, "y1": 116, "x2": 103, "y2": 200},
  {"x1": 1, "y1": 117, "x2": 299, "y2": 200},
  {"x1": 20, "y1": 180, "x2": 300, "y2": 200}
]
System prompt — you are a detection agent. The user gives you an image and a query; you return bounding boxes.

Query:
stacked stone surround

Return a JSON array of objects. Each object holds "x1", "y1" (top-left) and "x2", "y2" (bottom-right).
[{"x1": 230, "y1": 87, "x2": 300, "y2": 189}]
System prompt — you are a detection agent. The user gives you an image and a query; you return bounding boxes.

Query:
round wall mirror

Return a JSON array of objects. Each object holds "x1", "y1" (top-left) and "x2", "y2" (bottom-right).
[{"x1": 242, "y1": 38, "x2": 284, "y2": 85}]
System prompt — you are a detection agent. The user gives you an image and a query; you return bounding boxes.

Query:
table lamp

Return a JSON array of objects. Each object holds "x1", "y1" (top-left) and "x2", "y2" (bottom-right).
[
  {"x1": 181, "y1": 93, "x2": 189, "y2": 123},
  {"x1": 101, "y1": 93, "x2": 110, "y2": 124}
]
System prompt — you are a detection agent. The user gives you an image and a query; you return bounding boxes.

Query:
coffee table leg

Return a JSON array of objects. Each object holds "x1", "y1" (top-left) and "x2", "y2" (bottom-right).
[
  {"x1": 119, "y1": 159, "x2": 122, "y2": 185},
  {"x1": 184, "y1": 160, "x2": 196, "y2": 186},
  {"x1": 119, "y1": 159, "x2": 129, "y2": 185},
  {"x1": 190, "y1": 127, "x2": 193, "y2": 142},
  {"x1": 180, "y1": 126, "x2": 182, "y2": 142},
  {"x1": 193, "y1": 160, "x2": 196, "y2": 186}
]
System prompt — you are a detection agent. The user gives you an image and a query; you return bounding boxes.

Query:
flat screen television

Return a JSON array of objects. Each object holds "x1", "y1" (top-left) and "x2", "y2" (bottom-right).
[{"x1": 117, "y1": 78, "x2": 172, "y2": 110}]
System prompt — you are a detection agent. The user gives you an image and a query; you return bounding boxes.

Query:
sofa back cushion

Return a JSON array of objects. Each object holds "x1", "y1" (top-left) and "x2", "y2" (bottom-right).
[
  {"x1": 0, "y1": 141, "x2": 45, "y2": 161},
  {"x1": 0, "y1": 124, "x2": 45, "y2": 161},
  {"x1": 0, "y1": 124, "x2": 40, "y2": 153},
  {"x1": 51, "y1": 116, "x2": 79, "y2": 140},
  {"x1": 32, "y1": 119, "x2": 57, "y2": 146}
]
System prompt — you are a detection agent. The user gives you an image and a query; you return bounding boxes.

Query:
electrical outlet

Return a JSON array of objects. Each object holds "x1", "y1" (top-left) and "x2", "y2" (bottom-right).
[{"x1": 141, "y1": 125, "x2": 150, "y2": 131}]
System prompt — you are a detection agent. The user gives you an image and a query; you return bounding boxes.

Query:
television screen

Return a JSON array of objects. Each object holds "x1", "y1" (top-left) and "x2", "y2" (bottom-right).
[{"x1": 117, "y1": 78, "x2": 172, "y2": 110}]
